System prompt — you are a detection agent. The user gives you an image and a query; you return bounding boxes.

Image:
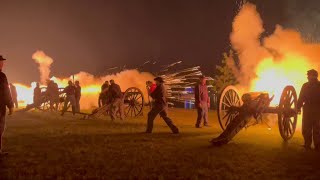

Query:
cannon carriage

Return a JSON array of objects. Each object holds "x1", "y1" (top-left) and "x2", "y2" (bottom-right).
[
  {"x1": 21, "y1": 87, "x2": 66, "y2": 112},
  {"x1": 37, "y1": 87, "x2": 66, "y2": 111},
  {"x1": 85, "y1": 87, "x2": 145, "y2": 119},
  {"x1": 212, "y1": 85, "x2": 298, "y2": 145}
]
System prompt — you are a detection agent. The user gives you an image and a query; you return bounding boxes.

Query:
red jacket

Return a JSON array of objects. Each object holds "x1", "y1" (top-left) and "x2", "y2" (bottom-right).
[{"x1": 194, "y1": 83, "x2": 210, "y2": 105}]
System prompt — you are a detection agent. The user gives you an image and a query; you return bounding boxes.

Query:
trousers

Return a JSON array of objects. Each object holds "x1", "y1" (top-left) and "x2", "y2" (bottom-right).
[
  {"x1": 302, "y1": 110, "x2": 320, "y2": 148},
  {"x1": 196, "y1": 102, "x2": 209, "y2": 126},
  {"x1": 146, "y1": 104, "x2": 178, "y2": 133}
]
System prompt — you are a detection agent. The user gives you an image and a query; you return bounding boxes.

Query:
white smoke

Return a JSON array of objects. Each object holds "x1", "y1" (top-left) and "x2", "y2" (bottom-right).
[{"x1": 32, "y1": 51, "x2": 53, "y2": 84}]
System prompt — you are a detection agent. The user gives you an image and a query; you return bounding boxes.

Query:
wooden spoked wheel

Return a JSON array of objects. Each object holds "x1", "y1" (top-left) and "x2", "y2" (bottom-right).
[
  {"x1": 217, "y1": 86, "x2": 242, "y2": 130},
  {"x1": 123, "y1": 87, "x2": 144, "y2": 117},
  {"x1": 278, "y1": 86, "x2": 298, "y2": 141}
]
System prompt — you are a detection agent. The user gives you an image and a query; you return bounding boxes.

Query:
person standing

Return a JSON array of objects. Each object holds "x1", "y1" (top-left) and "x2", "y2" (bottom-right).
[
  {"x1": 33, "y1": 82, "x2": 42, "y2": 107},
  {"x1": 9, "y1": 83, "x2": 18, "y2": 108},
  {"x1": 108, "y1": 80, "x2": 124, "y2": 120},
  {"x1": 194, "y1": 75, "x2": 210, "y2": 128},
  {"x1": 61, "y1": 80, "x2": 76, "y2": 116},
  {"x1": 146, "y1": 77, "x2": 179, "y2": 134},
  {"x1": 52, "y1": 81, "x2": 60, "y2": 110},
  {"x1": 99, "y1": 81, "x2": 109, "y2": 107},
  {"x1": 0, "y1": 55, "x2": 14, "y2": 156},
  {"x1": 75, "y1": 80, "x2": 81, "y2": 113},
  {"x1": 297, "y1": 69, "x2": 320, "y2": 151}
]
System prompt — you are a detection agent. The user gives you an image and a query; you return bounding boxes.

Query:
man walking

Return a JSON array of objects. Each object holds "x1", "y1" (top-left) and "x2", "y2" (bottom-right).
[
  {"x1": 61, "y1": 80, "x2": 76, "y2": 116},
  {"x1": 297, "y1": 69, "x2": 320, "y2": 151},
  {"x1": 146, "y1": 80, "x2": 157, "y2": 108},
  {"x1": 146, "y1": 77, "x2": 179, "y2": 134},
  {"x1": 0, "y1": 55, "x2": 14, "y2": 156},
  {"x1": 194, "y1": 75, "x2": 210, "y2": 128},
  {"x1": 108, "y1": 80, "x2": 124, "y2": 120},
  {"x1": 75, "y1": 80, "x2": 81, "y2": 113},
  {"x1": 9, "y1": 83, "x2": 18, "y2": 108}
]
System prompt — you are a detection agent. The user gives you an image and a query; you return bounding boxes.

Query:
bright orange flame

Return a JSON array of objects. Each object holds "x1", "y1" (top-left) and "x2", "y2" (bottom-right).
[{"x1": 249, "y1": 53, "x2": 311, "y2": 105}]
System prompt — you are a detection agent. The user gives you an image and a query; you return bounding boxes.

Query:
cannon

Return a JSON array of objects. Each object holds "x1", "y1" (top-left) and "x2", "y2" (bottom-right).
[
  {"x1": 212, "y1": 85, "x2": 298, "y2": 145},
  {"x1": 85, "y1": 87, "x2": 144, "y2": 119},
  {"x1": 20, "y1": 87, "x2": 66, "y2": 112}
]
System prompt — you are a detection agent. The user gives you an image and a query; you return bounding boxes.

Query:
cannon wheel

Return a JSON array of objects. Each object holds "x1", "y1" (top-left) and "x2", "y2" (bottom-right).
[
  {"x1": 278, "y1": 86, "x2": 298, "y2": 141},
  {"x1": 38, "y1": 88, "x2": 66, "y2": 112},
  {"x1": 123, "y1": 87, "x2": 144, "y2": 117},
  {"x1": 39, "y1": 97, "x2": 51, "y2": 111},
  {"x1": 217, "y1": 85, "x2": 242, "y2": 130}
]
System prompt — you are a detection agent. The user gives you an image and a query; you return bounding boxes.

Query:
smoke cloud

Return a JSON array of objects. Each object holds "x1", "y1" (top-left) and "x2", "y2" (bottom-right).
[
  {"x1": 32, "y1": 51, "x2": 53, "y2": 84},
  {"x1": 229, "y1": 3, "x2": 320, "y2": 92},
  {"x1": 229, "y1": 2, "x2": 320, "y2": 130}
]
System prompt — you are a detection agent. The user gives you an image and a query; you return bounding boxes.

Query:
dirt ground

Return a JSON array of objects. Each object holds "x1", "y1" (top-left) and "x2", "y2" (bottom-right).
[{"x1": 0, "y1": 108, "x2": 319, "y2": 179}]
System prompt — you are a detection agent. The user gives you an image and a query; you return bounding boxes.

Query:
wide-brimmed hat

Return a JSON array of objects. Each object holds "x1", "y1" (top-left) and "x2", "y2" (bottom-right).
[
  {"x1": 307, "y1": 69, "x2": 318, "y2": 77},
  {"x1": 154, "y1": 77, "x2": 164, "y2": 83},
  {"x1": 0, "y1": 55, "x2": 6, "y2": 61}
]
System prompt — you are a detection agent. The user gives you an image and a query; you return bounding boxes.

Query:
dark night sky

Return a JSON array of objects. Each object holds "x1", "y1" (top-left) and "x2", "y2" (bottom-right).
[{"x1": 0, "y1": 0, "x2": 291, "y2": 83}]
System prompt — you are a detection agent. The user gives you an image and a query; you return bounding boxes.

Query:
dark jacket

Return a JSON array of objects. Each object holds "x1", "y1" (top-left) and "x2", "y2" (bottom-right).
[
  {"x1": 297, "y1": 81, "x2": 320, "y2": 112},
  {"x1": 101, "y1": 83, "x2": 109, "y2": 92},
  {"x1": 63, "y1": 85, "x2": 76, "y2": 96},
  {"x1": 33, "y1": 87, "x2": 42, "y2": 103},
  {"x1": 75, "y1": 85, "x2": 81, "y2": 98},
  {"x1": 109, "y1": 83, "x2": 123, "y2": 100},
  {"x1": 0, "y1": 71, "x2": 14, "y2": 115},
  {"x1": 150, "y1": 83, "x2": 167, "y2": 106}
]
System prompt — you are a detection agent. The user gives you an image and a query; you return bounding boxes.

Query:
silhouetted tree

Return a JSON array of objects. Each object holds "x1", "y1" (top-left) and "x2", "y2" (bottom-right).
[{"x1": 213, "y1": 50, "x2": 239, "y2": 93}]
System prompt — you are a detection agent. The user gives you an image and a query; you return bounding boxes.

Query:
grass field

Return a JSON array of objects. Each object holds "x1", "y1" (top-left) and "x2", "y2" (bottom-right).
[{"x1": 1, "y1": 108, "x2": 320, "y2": 179}]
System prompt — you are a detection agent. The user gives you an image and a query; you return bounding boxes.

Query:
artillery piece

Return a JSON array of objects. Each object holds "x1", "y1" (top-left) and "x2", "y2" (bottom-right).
[
  {"x1": 83, "y1": 87, "x2": 144, "y2": 119},
  {"x1": 212, "y1": 85, "x2": 298, "y2": 145},
  {"x1": 20, "y1": 87, "x2": 66, "y2": 112}
]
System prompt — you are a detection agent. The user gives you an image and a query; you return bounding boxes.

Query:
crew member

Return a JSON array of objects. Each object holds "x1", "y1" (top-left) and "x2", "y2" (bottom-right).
[
  {"x1": 146, "y1": 77, "x2": 179, "y2": 134},
  {"x1": 99, "y1": 81, "x2": 109, "y2": 107},
  {"x1": 108, "y1": 80, "x2": 124, "y2": 120},
  {"x1": 75, "y1": 80, "x2": 81, "y2": 113},
  {"x1": 61, "y1": 80, "x2": 76, "y2": 116},
  {"x1": 52, "y1": 81, "x2": 60, "y2": 110},
  {"x1": 194, "y1": 75, "x2": 210, "y2": 128},
  {"x1": 33, "y1": 82, "x2": 42, "y2": 107},
  {"x1": 0, "y1": 55, "x2": 13, "y2": 156},
  {"x1": 146, "y1": 80, "x2": 157, "y2": 108},
  {"x1": 9, "y1": 83, "x2": 18, "y2": 108},
  {"x1": 297, "y1": 69, "x2": 320, "y2": 151}
]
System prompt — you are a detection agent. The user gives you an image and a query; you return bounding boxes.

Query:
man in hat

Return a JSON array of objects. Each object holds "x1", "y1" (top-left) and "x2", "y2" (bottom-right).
[
  {"x1": 9, "y1": 83, "x2": 18, "y2": 108},
  {"x1": 108, "y1": 80, "x2": 124, "y2": 120},
  {"x1": 0, "y1": 55, "x2": 14, "y2": 155},
  {"x1": 194, "y1": 75, "x2": 210, "y2": 128},
  {"x1": 61, "y1": 80, "x2": 76, "y2": 116},
  {"x1": 146, "y1": 77, "x2": 179, "y2": 134},
  {"x1": 297, "y1": 69, "x2": 320, "y2": 151},
  {"x1": 75, "y1": 80, "x2": 81, "y2": 113}
]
